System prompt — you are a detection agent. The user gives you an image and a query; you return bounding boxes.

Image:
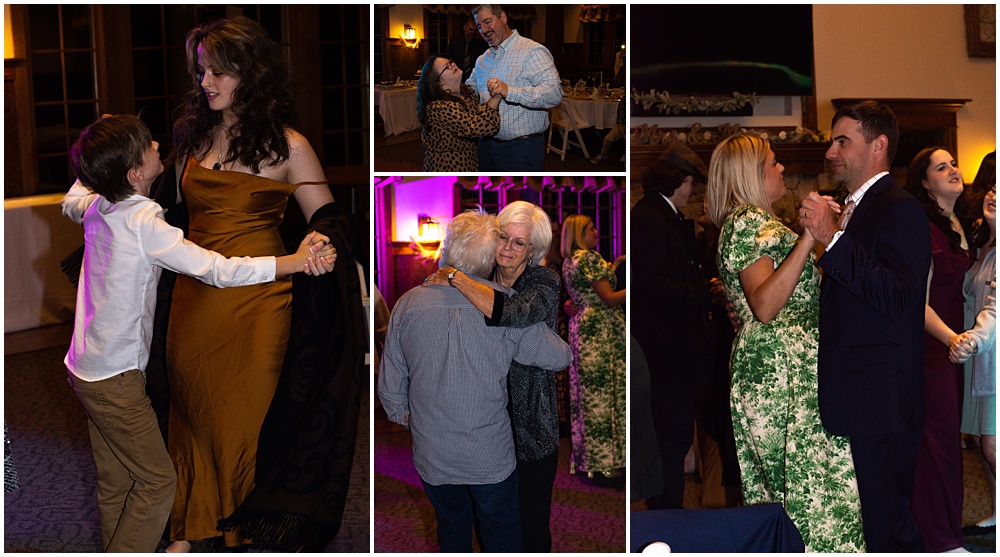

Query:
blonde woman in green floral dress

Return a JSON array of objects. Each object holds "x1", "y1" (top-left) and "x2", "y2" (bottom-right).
[
  {"x1": 705, "y1": 135, "x2": 865, "y2": 552},
  {"x1": 560, "y1": 214, "x2": 626, "y2": 480}
]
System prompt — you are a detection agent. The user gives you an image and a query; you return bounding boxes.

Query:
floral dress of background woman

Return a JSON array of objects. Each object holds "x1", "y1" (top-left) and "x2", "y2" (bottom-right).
[
  {"x1": 563, "y1": 247, "x2": 626, "y2": 477},
  {"x1": 718, "y1": 204, "x2": 865, "y2": 552}
]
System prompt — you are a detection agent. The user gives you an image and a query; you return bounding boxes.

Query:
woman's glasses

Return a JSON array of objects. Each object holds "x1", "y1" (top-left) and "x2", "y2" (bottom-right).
[
  {"x1": 498, "y1": 232, "x2": 532, "y2": 253},
  {"x1": 437, "y1": 60, "x2": 457, "y2": 80}
]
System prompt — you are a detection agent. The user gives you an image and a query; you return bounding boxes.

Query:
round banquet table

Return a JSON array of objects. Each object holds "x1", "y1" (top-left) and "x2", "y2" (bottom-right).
[{"x1": 375, "y1": 85, "x2": 420, "y2": 136}]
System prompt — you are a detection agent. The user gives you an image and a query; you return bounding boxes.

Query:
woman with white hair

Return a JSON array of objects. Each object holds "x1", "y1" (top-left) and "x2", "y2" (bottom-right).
[
  {"x1": 706, "y1": 134, "x2": 864, "y2": 552},
  {"x1": 425, "y1": 200, "x2": 561, "y2": 551},
  {"x1": 560, "y1": 214, "x2": 626, "y2": 482}
]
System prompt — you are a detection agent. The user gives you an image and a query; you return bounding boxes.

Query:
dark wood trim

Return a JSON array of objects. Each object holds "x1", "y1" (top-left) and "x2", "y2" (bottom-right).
[
  {"x1": 93, "y1": 6, "x2": 133, "y2": 114},
  {"x1": 377, "y1": 6, "x2": 389, "y2": 80},
  {"x1": 632, "y1": 141, "x2": 830, "y2": 177},
  {"x1": 288, "y1": 5, "x2": 323, "y2": 154},
  {"x1": 801, "y1": 95, "x2": 818, "y2": 131},
  {"x1": 10, "y1": 5, "x2": 36, "y2": 197}
]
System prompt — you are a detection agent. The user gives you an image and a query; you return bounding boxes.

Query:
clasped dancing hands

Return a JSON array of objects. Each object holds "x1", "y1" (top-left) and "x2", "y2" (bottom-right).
[{"x1": 299, "y1": 231, "x2": 337, "y2": 275}]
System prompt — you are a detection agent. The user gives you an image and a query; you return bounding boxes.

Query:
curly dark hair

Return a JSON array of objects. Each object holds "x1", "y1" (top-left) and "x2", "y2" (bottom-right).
[
  {"x1": 172, "y1": 16, "x2": 296, "y2": 174},
  {"x1": 904, "y1": 146, "x2": 972, "y2": 252},
  {"x1": 416, "y1": 56, "x2": 468, "y2": 131},
  {"x1": 70, "y1": 114, "x2": 152, "y2": 203},
  {"x1": 641, "y1": 158, "x2": 690, "y2": 198}
]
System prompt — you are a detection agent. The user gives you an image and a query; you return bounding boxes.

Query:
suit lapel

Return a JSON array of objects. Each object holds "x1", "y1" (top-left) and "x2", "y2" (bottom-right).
[{"x1": 846, "y1": 175, "x2": 892, "y2": 233}]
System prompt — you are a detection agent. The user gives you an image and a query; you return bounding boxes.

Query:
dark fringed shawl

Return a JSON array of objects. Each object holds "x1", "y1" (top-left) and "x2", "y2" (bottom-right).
[
  {"x1": 217, "y1": 202, "x2": 365, "y2": 551},
  {"x1": 146, "y1": 162, "x2": 365, "y2": 550}
]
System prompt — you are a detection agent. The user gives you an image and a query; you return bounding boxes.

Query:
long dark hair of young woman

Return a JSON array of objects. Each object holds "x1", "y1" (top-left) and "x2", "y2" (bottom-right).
[
  {"x1": 172, "y1": 16, "x2": 296, "y2": 174},
  {"x1": 905, "y1": 146, "x2": 972, "y2": 253},
  {"x1": 416, "y1": 55, "x2": 462, "y2": 130}
]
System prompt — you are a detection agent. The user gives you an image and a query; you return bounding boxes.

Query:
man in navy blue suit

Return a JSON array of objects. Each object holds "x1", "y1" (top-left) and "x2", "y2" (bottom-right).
[{"x1": 799, "y1": 100, "x2": 930, "y2": 552}]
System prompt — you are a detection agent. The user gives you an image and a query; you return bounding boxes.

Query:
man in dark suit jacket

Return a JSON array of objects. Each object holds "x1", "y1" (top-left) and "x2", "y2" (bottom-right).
[
  {"x1": 446, "y1": 17, "x2": 487, "y2": 84},
  {"x1": 631, "y1": 143, "x2": 719, "y2": 509},
  {"x1": 800, "y1": 100, "x2": 930, "y2": 552}
]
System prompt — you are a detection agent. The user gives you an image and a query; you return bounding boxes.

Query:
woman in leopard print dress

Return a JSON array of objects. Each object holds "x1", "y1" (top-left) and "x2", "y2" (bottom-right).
[{"x1": 417, "y1": 55, "x2": 502, "y2": 172}]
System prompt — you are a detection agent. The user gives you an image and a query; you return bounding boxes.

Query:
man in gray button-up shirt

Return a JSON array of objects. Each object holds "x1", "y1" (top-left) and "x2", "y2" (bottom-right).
[{"x1": 378, "y1": 210, "x2": 571, "y2": 552}]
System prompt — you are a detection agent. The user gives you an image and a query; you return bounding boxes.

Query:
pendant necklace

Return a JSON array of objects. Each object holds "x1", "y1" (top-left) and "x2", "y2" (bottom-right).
[{"x1": 212, "y1": 126, "x2": 224, "y2": 170}]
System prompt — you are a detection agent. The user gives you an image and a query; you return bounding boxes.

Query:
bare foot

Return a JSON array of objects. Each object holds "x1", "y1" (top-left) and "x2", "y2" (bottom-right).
[{"x1": 165, "y1": 541, "x2": 192, "y2": 553}]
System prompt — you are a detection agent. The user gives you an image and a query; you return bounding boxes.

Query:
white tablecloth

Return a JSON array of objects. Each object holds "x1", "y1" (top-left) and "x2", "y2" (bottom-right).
[
  {"x1": 564, "y1": 97, "x2": 620, "y2": 129},
  {"x1": 4, "y1": 193, "x2": 83, "y2": 333},
  {"x1": 375, "y1": 86, "x2": 420, "y2": 136}
]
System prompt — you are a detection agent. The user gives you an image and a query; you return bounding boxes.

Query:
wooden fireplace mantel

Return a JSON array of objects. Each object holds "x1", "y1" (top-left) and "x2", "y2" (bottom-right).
[{"x1": 631, "y1": 141, "x2": 831, "y2": 177}]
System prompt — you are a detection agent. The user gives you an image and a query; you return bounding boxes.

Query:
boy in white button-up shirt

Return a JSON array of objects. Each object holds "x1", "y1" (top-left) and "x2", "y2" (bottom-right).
[{"x1": 60, "y1": 114, "x2": 335, "y2": 552}]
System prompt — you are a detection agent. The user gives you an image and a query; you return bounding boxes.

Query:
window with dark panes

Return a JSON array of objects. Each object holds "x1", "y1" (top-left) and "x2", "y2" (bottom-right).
[
  {"x1": 586, "y1": 23, "x2": 604, "y2": 70},
  {"x1": 425, "y1": 12, "x2": 448, "y2": 57},
  {"x1": 538, "y1": 187, "x2": 624, "y2": 261},
  {"x1": 12, "y1": 5, "x2": 366, "y2": 197},
  {"x1": 374, "y1": 8, "x2": 384, "y2": 84},
  {"x1": 320, "y1": 4, "x2": 366, "y2": 168},
  {"x1": 27, "y1": 4, "x2": 98, "y2": 194}
]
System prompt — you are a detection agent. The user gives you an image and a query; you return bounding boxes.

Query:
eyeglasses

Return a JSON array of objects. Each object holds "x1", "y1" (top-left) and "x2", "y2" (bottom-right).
[
  {"x1": 437, "y1": 60, "x2": 457, "y2": 80},
  {"x1": 498, "y1": 232, "x2": 532, "y2": 252}
]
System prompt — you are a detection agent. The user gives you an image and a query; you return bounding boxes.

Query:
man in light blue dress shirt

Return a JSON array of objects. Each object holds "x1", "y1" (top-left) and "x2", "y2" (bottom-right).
[
  {"x1": 378, "y1": 210, "x2": 572, "y2": 552},
  {"x1": 467, "y1": 4, "x2": 562, "y2": 172}
]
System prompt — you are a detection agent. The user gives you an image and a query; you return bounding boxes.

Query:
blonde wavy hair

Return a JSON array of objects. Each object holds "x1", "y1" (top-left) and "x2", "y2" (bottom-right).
[
  {"x1": 705, "y1": 134, "x2": 776, "y2": 227},
  {"x1": 560, "y1": 214, "x2": 593, "y2": 259}
]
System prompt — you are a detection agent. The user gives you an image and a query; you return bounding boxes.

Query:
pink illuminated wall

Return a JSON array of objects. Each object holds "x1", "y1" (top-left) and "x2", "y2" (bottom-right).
[{"x1": 390, "y1": 176, "x2": 457, "y2": 242}]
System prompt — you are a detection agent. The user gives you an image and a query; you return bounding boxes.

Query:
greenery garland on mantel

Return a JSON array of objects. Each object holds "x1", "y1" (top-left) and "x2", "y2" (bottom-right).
[
  {"x1": 631, "y1": 88, "x2": 760, "y2": 115},
  {"x1": 631, "y1": 123, "x2": 829, "y2": 146}
]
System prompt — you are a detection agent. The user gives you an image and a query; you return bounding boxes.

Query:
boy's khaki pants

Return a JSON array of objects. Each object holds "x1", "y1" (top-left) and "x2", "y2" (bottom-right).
[{"x1": 69, "y1": 369, "x2": 176, "y2": 552}]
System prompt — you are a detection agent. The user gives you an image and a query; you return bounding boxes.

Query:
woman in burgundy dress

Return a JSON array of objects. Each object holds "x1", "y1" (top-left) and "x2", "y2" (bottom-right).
[{"x1": 904, "y1": 147, "x2": 974, "y2": 553}]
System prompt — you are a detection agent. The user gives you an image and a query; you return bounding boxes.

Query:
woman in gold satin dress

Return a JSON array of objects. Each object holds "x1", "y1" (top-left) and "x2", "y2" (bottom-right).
[{"x1": 161, "y1": 17, "x2": 336, "y2": 552}]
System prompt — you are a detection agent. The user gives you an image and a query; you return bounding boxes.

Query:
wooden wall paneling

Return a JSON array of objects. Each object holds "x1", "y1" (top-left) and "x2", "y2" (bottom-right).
[
  {"x1": 5, "y1": 62, "x2": 24, "y2": 198},
  {"x1": 93, "y1": 5, "x2": 133, "y2": 115},
  {"x1": 289, "y1": 5, "x2": 323, "y2": 158},
  {"x1": 9, "y1": 5, "x2": 36, "y2": 197}
]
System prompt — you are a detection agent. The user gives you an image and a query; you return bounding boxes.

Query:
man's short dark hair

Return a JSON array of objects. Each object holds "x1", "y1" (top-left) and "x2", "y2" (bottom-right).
[
  {"x1": 472, "y1": 4, "x2": 504, "y2": 19},
  {"x1": 69, "y1": 114, "x2": 151, "y2": 203},
  {"x1": 832, "y1": 100, "x2": 899, "y2": 163}
]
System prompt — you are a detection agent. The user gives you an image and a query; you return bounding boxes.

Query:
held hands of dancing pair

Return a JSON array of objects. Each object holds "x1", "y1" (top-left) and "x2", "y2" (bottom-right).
[
  {"x1": 798, "y1": 192, "x2": 845, "y2": 246},
  {"x1": 281, "y1": 231, "x2": 336, "y2": 276},
  {"x1": 487, "y1": 77, "x2": 508, "y2": 99}
]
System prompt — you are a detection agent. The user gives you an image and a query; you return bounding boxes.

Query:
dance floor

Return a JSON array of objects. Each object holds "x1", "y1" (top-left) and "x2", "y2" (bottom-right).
[{"x1": 373, "y1": 409, "x2": 626, "y2": 553}]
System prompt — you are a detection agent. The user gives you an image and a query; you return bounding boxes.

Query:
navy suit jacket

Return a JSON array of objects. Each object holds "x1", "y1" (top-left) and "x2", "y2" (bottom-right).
[
  {"x1": 630, "y1": 193, "x2": 713, "y2": 387},
  {"x1": 816, "y1": 175, "x2": 931, "y2": 437}
]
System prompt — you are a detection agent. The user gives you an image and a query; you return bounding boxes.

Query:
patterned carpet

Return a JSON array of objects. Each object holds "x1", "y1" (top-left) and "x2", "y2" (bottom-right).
[
  {"x1": 373, "y1": 411, "x2": 626, "y2": 553},
  {"x1": 3, "y1": 344, "x2": 371, "y2": 553}
]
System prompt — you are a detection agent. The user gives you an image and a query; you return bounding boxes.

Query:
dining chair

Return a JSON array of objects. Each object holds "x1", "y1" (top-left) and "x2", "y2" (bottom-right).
[{"x1": 546, "y1": 102, "x2": 591, "y2": 161}]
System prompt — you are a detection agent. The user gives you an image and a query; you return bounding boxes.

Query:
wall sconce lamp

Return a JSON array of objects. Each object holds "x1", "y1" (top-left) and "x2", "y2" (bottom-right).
[
  {"x1": 416, "y1": 215, "x2": 441, "y2": 243},
  {"x1": 400, "y1": 24, "x2": 420, "y2": 49},
  {"x1": 410, "y1": 214, "x2": 442, "y2": 263}
]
